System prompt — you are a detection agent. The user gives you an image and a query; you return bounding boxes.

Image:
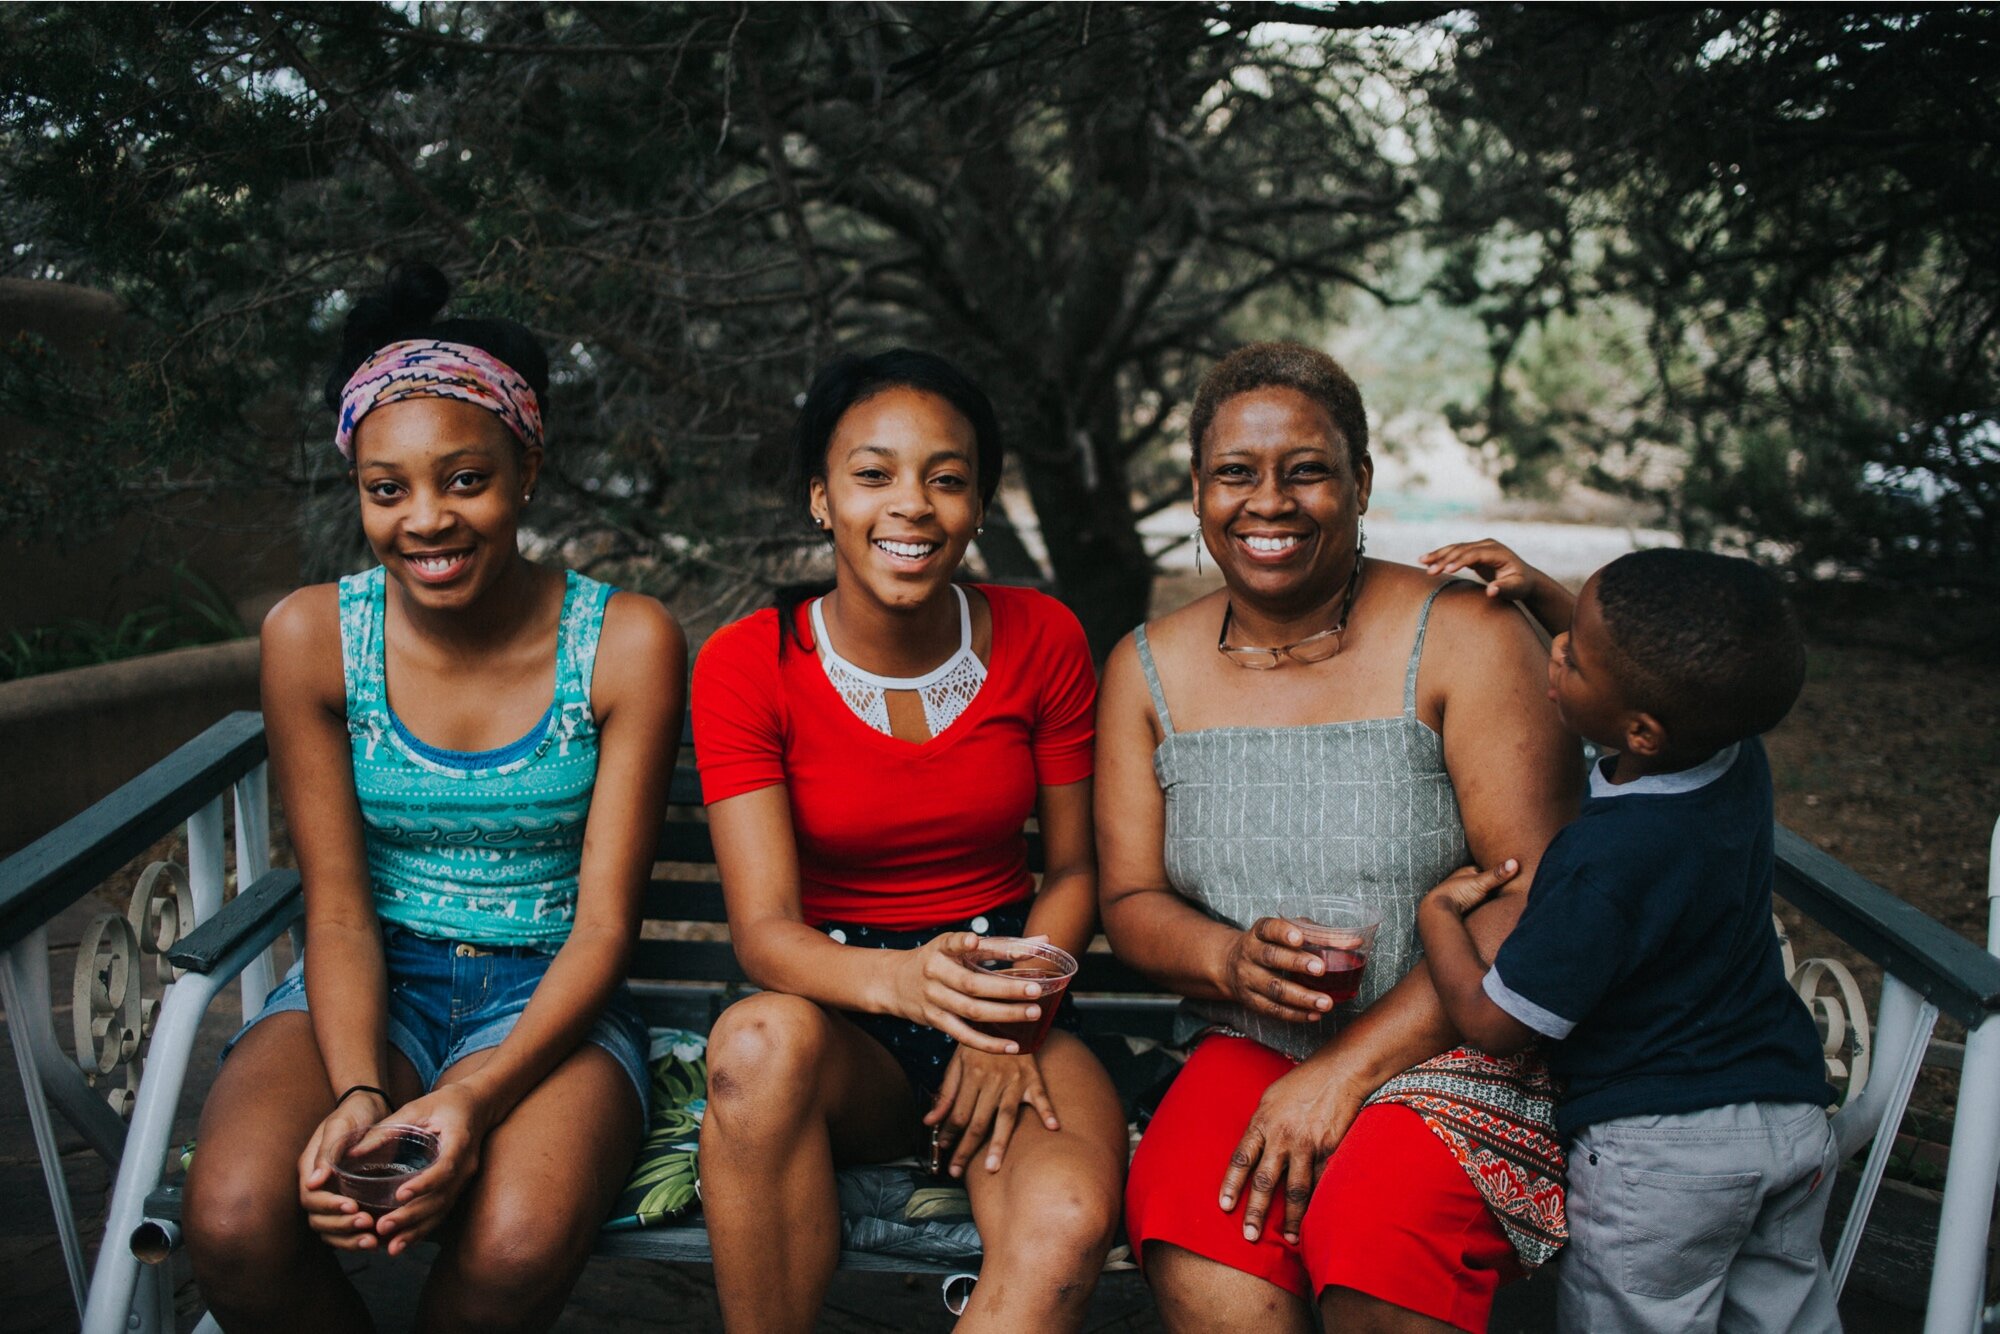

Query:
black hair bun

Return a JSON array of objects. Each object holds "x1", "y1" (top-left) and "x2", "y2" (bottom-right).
[
  {"x1": 380, "y1": 261, "x2": 450, "y2": 329},
  {"x1": 322, "y1": 261, "x2": 549, "y2": 417},
  {"x1": 323, "y1": 261, "x2": 452, "y2": 408}
]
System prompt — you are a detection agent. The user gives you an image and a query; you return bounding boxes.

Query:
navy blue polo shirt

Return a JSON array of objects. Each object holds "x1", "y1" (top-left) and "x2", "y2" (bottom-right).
[{"x1": 1486, "y1": 737, "x2": 1834, "y2": 1135}]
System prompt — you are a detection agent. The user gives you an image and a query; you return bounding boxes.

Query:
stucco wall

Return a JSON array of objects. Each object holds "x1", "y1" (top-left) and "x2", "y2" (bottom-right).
[{"x1": 0, "y1": 638, "x2": 260, "y2": 857}]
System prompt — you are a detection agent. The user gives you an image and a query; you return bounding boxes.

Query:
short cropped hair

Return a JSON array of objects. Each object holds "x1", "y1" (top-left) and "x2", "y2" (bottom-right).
[
  {"x1": 1188, "y1": 342, "x2": 1368, "y2": 470},
  {"x1": 1595, "y1": 549, "x2": 1806, "y2": 751}
]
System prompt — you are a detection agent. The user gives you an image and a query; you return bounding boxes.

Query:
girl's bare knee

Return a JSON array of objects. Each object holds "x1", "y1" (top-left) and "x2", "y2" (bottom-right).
[
  {"x1": 438, "y1": 1198, "x2": 590, "y2": 1331},
  {"x1": 704, "y1": 992, "x2": 829, "y2": 1107},
  {"x1": 985, "y1": 1172, "x2": 1120, "y2": 1281},
  {"x1": 183, "y1": 1162, "x2": 307, "y2": 1295}
]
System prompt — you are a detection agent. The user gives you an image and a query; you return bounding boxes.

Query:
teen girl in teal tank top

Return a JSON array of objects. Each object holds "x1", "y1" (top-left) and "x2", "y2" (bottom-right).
[
  {"x1": 182, "y1": 263, "x2": 686, "y2": 1334},
  {"x1": 342, "y1": 563, "x2": 611, "y2": 947}
]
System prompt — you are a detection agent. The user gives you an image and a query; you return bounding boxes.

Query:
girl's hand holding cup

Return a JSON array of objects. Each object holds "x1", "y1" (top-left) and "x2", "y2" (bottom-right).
[
  {"x1": 891, "y1": 931, "x2": 1055, "y2": 1055},
  {"x1": 298, "y1": 1086, "x2": 394, "y2": 1250},
  {"x1": 366, "y1": 1081, "x2": 490, "y2": 1255}
]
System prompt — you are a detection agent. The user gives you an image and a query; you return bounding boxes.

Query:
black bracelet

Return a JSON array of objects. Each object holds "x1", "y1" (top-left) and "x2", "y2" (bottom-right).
[{"x1": 335, "y1": 1083, "x2": 390, "y2": 1109}]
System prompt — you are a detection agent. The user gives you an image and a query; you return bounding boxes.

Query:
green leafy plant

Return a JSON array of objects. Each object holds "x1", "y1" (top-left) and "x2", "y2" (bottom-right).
[{"x1": 0, "y1": 562, "x2": 249, "y2": 681}]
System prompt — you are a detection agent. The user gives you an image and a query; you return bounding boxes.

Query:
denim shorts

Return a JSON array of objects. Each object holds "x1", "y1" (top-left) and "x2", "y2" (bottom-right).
[{"x1": 230, "y1": 925, "x2": 651, "y2": 1117}]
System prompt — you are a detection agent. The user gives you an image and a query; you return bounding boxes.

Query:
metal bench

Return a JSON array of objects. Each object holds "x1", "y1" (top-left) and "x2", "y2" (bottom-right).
[{"x1": 4, "y1": 711, "x2": 1998, "y2": 1333}]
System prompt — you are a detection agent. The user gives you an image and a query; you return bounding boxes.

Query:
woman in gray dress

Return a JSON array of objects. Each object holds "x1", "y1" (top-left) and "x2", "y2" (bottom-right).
[{"x1": 1098, "y1": 342, "x2": 1580, "y2": 1333}]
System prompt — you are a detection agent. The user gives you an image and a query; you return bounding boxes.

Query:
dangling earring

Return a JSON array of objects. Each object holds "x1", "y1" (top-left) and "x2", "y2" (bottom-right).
[
  {"x1": 1357, "y1": 516, "x2": 1367, "y2": 563},
  {"x1": 1195, "y1": 526, "x2": 1204, "y2": 575}
]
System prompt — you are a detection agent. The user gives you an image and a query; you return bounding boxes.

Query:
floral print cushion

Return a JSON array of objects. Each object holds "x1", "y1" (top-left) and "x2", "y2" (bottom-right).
[
  {"x1": 598, "y1": 1026, "x2": 985, "y2": 1242},
  {"x1": 602, "y1": 1028, "x2": 709, "y2": 1230}
]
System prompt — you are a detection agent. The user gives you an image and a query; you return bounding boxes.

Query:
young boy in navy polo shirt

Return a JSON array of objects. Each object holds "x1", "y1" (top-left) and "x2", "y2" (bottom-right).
[{"x1": 1415, "y1": 542, "x2": 1840, "y2": 1334}]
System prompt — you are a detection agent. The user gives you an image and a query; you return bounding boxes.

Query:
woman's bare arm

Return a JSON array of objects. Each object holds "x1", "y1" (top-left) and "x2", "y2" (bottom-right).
[
  {"x1": 1432, "y1": 582, "x2": 1582, "y2": 910},
  {"x1": 263, "y1": 587, "x2": 394, "y2": 1103},
  {"x1": 1021, "y1": 778, "x2": 1096, "y2": 959}
]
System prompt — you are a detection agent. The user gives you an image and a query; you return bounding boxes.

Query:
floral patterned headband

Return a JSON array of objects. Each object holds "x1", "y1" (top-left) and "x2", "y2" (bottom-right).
[{"x1": 334, "y1": 338, "x2": 544, "y2": 461}]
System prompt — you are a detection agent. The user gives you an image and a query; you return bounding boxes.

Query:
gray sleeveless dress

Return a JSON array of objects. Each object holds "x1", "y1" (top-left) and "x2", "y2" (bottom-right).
[
  {"x1": 1133, "y1": 583, "x2": 1569, "y2": 1269},
  {"x1": 1135, "y1": 584, "x2": 1465, "y2": 1061}
]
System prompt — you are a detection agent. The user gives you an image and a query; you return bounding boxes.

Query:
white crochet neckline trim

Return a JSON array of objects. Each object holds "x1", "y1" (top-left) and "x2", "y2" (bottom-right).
[{"x1": 812, "y1": 586, "x2": 987, "y2": 737}]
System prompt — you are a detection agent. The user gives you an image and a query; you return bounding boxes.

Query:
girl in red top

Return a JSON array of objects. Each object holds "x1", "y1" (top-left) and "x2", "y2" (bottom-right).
[{"x1": 693, "y1": 350, "x2": 1126, "y2": 1331}]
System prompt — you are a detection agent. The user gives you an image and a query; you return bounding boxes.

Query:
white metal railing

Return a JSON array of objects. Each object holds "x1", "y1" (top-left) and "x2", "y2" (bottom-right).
[
  {"x1": 0, "y1": 713, "x2": 275, "y2": 1334},
  {"x1": 1926, "y1": 815, "x2": 2000, "y2": 1333}
]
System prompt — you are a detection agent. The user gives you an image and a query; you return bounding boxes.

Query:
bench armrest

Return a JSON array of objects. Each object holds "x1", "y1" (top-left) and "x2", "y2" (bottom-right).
[
  {"x1": 167, "y1": 868, "x2": 303, "y2": 975},
  {"x1": 1775, "y1": 826, "x2": 2000, "y2": 1029}
]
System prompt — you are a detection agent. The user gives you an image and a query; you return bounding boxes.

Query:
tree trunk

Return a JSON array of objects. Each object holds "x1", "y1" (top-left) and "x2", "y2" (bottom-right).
[
  {"x1": 1014, "y1": 407, "x2": 1156, "y2": 660},
  {"x1": 970, "y1": 506, "x2": 1044, "y2": 584}
]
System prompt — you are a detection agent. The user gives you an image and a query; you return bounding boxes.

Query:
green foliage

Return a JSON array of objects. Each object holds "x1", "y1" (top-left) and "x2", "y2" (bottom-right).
[
  {"x1": 1427, "y1": 5, "x2": 2000, "y2": 584},
  {"x1": 0, "y1": 562, "x2": 249, "y2": 681},
  {"x1": 1, "y1": 3, "x2": 1447, "y2": 649},
  {"x1": 605, "y1": 1030, "x2": 708, "y2": 1229},
  {"x1": 10, "y1": 3, "x2": 1984, "y2": 625}
]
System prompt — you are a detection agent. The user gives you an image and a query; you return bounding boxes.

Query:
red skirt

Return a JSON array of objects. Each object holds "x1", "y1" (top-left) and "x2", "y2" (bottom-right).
[{"x1": 1125, "y1": 1036, "x2": 1546, "y2": 1333}]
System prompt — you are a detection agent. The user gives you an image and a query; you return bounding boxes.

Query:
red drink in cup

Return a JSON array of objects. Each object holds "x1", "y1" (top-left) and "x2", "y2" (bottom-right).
[
  {"x1": 334, "y1": 1123, "x2": 439, "y2": 1211},
  {"x1": 1288, "y1": 899, "x2": 1380, "y2": 1007},
  {"x1": 1304, "y1": 945, "x2": 1369, "y2": 1003},
  {"x1": 965, "y1": 939, "x2": 1078, "y2": 1054}
]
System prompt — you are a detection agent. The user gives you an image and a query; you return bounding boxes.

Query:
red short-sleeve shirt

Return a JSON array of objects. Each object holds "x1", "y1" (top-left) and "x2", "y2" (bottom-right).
[{"x1": 692, "y1": 584, "x2": 1096, "y2": 930}]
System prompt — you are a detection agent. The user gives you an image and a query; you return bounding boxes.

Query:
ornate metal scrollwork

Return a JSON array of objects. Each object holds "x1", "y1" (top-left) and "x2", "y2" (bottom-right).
[
  {"x1": 72, "y1": 913, "x2": 144, "y2": 1118},
  {"x1": 1774, "y1": 913, "x2": 1873, "y2": 1104},
  {"x1": 70, "y1": 859, "x2": 198, "y2": 1118},
  {"x1": 129, "y1": 860, "x2": 193, "y2": 990}
]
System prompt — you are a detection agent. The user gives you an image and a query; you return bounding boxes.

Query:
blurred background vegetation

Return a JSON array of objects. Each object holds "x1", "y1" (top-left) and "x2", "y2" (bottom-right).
[{"x1": 2, "y1": 2, "x2": 1994, "y2": 661}]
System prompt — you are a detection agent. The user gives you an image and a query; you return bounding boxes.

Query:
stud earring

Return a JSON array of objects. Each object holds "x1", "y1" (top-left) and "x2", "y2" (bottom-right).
[
  {"x1": 976, "y1": 525, "x2": 985, "y2": 536},
  {"x1": 522, "y1": 491, "x2": 534, "y2": 503}
]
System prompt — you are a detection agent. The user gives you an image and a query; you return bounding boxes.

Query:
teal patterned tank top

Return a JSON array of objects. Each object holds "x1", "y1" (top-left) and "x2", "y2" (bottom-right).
[{"x1": 339, "y1": 566, "x2": 613, "y2": 948}]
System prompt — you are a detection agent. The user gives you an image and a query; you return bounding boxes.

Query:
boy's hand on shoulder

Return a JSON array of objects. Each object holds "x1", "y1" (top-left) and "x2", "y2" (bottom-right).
[
  {"x1": 1421, "y1": 539, "x2": 1572, "y2": 634},
  {"x1": 1423, "y1": 860, "x2": 1520, "y2": 918},
  {"x1": 1422, "y1": 539, "x2": 1539, "y2": 599}
]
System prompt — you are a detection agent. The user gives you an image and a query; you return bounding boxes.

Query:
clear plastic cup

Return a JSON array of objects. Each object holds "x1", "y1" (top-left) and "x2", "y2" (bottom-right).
[
  {"x1": 963, "y1": 938, "x2": 1078, "y2": 1054},
  {"x1": 333, "y1": 1123, "x2": 439, "y2": 1210},
  {"x1": 1288, "y1": 899, "x2": 1381, "y2": 1005}
]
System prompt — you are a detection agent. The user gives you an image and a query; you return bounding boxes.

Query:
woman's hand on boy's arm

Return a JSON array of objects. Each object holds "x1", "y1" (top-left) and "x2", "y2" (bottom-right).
[
  {"x1": 1421, "y1": 538, "x2": 1574, "y2": 635},
  {"x1": 1418, "y1": 863, "x2": 1536, "y2": 1056}
]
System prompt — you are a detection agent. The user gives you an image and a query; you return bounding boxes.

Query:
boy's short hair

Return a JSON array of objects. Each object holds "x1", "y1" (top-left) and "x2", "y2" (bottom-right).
[{"x1": 1595, "y1": 549, "x2": 1806, "y2": 750}]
